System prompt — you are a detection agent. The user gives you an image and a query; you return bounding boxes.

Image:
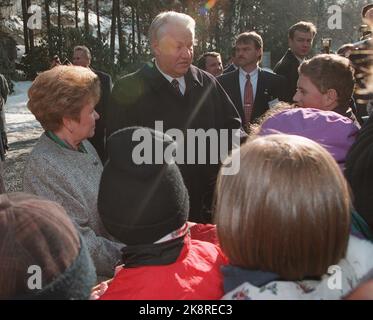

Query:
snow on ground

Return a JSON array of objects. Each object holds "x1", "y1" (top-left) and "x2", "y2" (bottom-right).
[
  {"x1": 5, "y1": 81, "x2": 41, "y2": 138},
  {"x1": 16, "y1": 45, "x2": 25, "y2": 61},
  {"x1": 4, "y1": 81, "x2": 43, "y2": 192},
  {"x1": 4, "y1": 14, "x2": 23, "y2": 34}
]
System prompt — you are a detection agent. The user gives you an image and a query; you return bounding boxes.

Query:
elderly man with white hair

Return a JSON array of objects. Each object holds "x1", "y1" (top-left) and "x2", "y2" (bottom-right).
[{"x1": 106, "y1": 11, "x2": 242, "y2": 223}]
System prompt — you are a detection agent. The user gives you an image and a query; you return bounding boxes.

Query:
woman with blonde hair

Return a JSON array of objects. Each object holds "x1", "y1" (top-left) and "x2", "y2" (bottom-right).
[
  {"x1": 23, "y1": 65, "x2": 122, "y2": 279},
  {"x1": 215, "y1": 134, "x2": 373, "y2": 299}
]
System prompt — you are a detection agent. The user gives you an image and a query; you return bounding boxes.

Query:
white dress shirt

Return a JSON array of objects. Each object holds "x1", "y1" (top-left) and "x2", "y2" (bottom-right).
[{"x1": 155, "y1": 61, "x2": 186, "y2": 95}]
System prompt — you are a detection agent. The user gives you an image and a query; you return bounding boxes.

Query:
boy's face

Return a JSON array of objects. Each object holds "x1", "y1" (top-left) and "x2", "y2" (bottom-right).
[{"x1": 293, "y1": 74, "x2": 336, "y2": 110}]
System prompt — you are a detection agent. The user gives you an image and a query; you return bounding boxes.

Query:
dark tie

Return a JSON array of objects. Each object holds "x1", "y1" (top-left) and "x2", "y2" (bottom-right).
[
  {"x1": 244, "y1": 74, "x2": 254, "y2": 124},
  {"x1": 171, "y1": 79, "x2": 182, "y2": 96}
]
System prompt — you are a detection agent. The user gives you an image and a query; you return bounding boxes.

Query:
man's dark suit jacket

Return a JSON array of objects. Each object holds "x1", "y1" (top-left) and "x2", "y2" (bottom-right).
[
  {"x1": 217, "y1": 68, "x2": 288, "y2": 126},
  {"x1": 273, "y1": 49, "x2": 300, "y2": 102},
  {"x1": 223, "y1": 64, "x2": 237, "y2": 74},
  {"x1": 106, "y1": 61, "x2": 242, "y2": 223},
  {"x1": 89, "y1": 69, "x2": 112, "y2": 163}
]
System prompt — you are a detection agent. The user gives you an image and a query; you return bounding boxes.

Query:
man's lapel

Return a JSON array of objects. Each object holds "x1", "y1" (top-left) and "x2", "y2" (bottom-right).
[
  {"x1": 254, "y1": 68, "x2": 265, "y2": 108},
  {"x1": 231, "y1": 69, "x2": 242, "y2": 110}
]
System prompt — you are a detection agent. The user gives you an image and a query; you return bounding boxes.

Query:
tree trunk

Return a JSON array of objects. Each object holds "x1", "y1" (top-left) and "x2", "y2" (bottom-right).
[
  {"x1": 136, "y1": 3, "x2": 141, "y2": 56},
  {"x1": 131, "y1": 5, "x2": 136, "y2": 60},
  {"x1": 221, "y1": 0, "x2": 235, "y2": 60},
  {"x1": 96, "y1": 0, "x2": 101, "y2": 41},
  {"x1": 75, "y1": 0, "x2": 79, "y2": 29},
  {"x1": 117, "y1": 0, "x2": 125, "y2": 65},
  {"x1": 26, "y1": 0, "x2": 34, "y2": 53},
  {"x1": 21, "y1": 0, "x2": 29, "y2": 54},
  {"x1": 45, "y1": 0, "x2": 52, "y2": 56},
  {"x1": 214, "y1": 6, "x2": 221, "y2": 51},
  {"x1": 84, "y1": 0, "x2": 89, "y2": 36},
  {"x1": 110, "y1": 0, "x2": 117, "y2": 62},
  {"x1": 57, "y1": 0, "x2": 62, "y2": 56}
]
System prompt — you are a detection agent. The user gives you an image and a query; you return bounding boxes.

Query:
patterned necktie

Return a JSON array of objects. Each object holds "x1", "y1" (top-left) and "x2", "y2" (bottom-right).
[
  {"x1": 243, "y1": 74, "x2": 254, "y2": 124},
  {"x1": 171, "y1": 79, "x2": 182, "y2": 96}
]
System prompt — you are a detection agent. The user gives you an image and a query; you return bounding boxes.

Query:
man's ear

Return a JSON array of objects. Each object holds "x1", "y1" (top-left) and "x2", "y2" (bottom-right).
[{"x1": 152, "y1": 41, "x2": 160, "y2": 57}]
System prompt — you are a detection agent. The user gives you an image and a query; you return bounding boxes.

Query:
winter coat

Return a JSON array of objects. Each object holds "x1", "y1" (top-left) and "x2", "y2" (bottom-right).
[
  {"x1": 273, "y1": 49, "x2": 300, "y2": 102},
  {"x1": 222, "y1": 236, "x2": 373, "y2": 300},
  {"x1": 22, "y1": 133, "x2": 122, "y2": 278},
  {"x1": 99, "y1": 235, "x2": 228, "y2": 300},
  {"x1": 106, "y1": 61, "x2": 243, "y2": 223}
]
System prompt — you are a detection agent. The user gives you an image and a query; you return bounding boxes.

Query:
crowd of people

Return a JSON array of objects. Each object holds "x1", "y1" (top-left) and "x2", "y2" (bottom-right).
[{"x1": 1, "y1": 5, "x2": 373, "y2": 300}]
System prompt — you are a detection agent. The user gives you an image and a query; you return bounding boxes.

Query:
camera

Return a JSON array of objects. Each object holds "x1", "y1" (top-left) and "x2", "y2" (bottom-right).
[
  {"x1": 359, "y1": 24, "x2": 372, "y2": 40},
  {"x1": 321, "y1": 38, "x2": 332, "y2": 54}
]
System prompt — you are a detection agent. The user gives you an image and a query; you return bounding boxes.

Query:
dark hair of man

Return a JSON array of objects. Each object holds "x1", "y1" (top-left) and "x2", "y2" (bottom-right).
[{"x1": 197, "y1": 52, "x2": 221, "y2": 70}]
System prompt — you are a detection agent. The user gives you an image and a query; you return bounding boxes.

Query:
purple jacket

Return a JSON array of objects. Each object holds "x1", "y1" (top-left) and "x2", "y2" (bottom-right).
[{"x1": 259, "y1": 108, "x2": 359, "y2": 168}]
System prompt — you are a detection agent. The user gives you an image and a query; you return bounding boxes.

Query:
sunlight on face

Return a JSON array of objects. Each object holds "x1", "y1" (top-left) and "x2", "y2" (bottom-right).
[
  {"x1": 153, "y1": 23, "x2": 194, "y2": 78},
  {"x1": 293, "y1": 74, "x2": 329, "y2": 110},
  {"x1": 70, "y1": 99, "x2": 99, "y2": 142}
]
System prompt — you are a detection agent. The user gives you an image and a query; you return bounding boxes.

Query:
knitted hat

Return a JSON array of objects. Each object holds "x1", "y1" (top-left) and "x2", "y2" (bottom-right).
[
  {"x1": 258, "y1": 108, "x2": 359, "y2": 167},
  {"x1": 98, "y1": 127, "x2": 189, "y2": 246},
  {"x1": 0, "y1": 193, "x2": 96, "y2": 299}
]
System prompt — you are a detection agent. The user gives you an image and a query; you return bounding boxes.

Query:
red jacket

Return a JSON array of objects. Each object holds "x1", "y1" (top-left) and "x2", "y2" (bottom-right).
[
  {"x1": 99, "y1": 235, "x2": 227, "y2": 300},
  {"x1": 189, "y1": 222, "x2": 219, "y2": 245}
]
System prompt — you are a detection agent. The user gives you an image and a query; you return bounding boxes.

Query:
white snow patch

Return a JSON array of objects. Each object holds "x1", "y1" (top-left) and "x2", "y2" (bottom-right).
[{"x1": 5, "y1": 81, "x2": 42, "y2": 134}]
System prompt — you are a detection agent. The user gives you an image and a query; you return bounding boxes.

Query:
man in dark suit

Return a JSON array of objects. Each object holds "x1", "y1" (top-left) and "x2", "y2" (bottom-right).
[
  {"x1": 72, "y1": 45, "x2": 112, "y2": 162},
  {"x1": 218, "y1": 32, "x2": 287, "y2": 131},
  {"x1": 106, "y1": 11, "x2": 242, "y2": 223},
  {"x1": 273, "y1": 21, "x2": 317, "y2": 102}
]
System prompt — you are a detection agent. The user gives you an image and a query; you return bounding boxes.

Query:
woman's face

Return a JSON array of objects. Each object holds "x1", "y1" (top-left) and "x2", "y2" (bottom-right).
[{"x1": 70, "y1": 99, "x2": 99, "y2": 142}]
